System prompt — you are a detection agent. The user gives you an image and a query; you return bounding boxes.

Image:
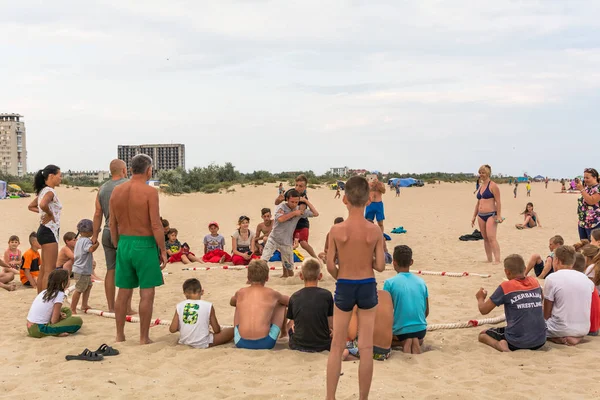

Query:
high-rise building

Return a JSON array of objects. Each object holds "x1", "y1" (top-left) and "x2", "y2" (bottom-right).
[
  {"x1": 0, "y1": 113, "x2": 27, "y2": 177},
  {"x1": 117, "y1": 144, "x2": 185, "y2": 177}
]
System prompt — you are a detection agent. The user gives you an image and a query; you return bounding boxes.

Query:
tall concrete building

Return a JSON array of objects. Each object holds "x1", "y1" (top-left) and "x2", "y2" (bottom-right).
[
  {"x1": 117, "y1": 144, "x2": 185, "y2": 177},
  {"x1": 0, "y1": 113, "x2": 27, "y2": 177}
]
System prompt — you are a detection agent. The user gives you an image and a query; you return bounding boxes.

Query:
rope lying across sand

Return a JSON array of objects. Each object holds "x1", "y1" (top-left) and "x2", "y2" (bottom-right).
[
  {"x1": 78, "y1": 307, "x2": 506, "y2": 331},
  {"x1": 181, "y1": 266, "x2": 491, "y2": 278}
]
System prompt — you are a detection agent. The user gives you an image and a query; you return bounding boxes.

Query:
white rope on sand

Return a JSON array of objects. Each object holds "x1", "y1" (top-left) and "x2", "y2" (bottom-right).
[
  {"x1": 181, "y1": 266, "x2": 490, "y2": 278},
  {"x1": 79, "y1": 307, "x2": 505, "y2": 331},
  {"x1": 427, "y1": 315, "x2": 506, "y2": 331}
]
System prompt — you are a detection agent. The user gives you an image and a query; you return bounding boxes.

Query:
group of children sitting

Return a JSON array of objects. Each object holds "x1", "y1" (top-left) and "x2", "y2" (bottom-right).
[
  {"x1": 475, "y1": 229, "x2": 600, "y2": 351},
  {"x1": 169, "y1": 245, "x2": 429, "y2": 357}
]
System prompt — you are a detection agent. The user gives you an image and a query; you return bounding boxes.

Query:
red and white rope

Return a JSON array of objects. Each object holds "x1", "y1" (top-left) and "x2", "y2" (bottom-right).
[
  {"x1": 79, "y1": 307, "x2": 505, "y2": 331},
  {"x1": 181, "y1": 266, "x2": 490, "y2": 278}
]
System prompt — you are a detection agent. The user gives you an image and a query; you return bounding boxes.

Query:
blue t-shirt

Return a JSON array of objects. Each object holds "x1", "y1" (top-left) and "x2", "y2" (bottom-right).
[
  {"x1": 489, "y1": 276, "x2": 546, "y2": 349},
  {"x1": 383, "y1": 272, "x2": 428, "y2": 335}
]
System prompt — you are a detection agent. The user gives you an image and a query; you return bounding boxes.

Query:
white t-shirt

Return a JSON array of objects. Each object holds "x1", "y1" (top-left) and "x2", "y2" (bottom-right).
[
  {"x1": 584, "y1": 264, "x2": 600, "y2": 292},
  {"x1": 38, "y1": 186, "x2": 62, "y2": 242},
  {"x1": 27, "y1": 290, "x2": 65, "y2": 324},
  {"x1": 544, "y1": 269, "x2": 594, "y2": 338},
  {"x1": 176, "y1": 299, "x2": 213, "y2": 349}
]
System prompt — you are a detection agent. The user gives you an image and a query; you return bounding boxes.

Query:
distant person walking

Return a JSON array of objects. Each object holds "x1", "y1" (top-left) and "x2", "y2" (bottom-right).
[
  {"x1": 471, "y1": 165, "x2": 503, "y2": 264},
  {"x1": 545, "y1": 177, "x2": 549, "y2": 189},
  {"x1": 576, "y1": 168, "x2": 600, "y2": 240},
  {"x1": 28, "y1": 165, "x2": 62, "y2": 293},
  {"x1": 92, "y1": 159, "x2": 133, "y2": 314},
  {"x1": 110, "y1": 154, "x2": 167, "y2": 345}
]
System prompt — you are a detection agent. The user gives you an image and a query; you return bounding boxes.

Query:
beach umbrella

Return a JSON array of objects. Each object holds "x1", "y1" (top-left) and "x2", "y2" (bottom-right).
[{"x1": 8, "y1": 184, "x2": 21, "y2": 191}]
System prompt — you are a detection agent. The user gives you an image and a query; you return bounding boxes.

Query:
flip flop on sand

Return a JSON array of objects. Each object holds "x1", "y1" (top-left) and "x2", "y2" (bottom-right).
[
  {"x1": 95, "y1": 344, "x2": 119, "y2": 356},
  {"x1": 65, "y1": 349, "x2": 104, "y2": 362}
]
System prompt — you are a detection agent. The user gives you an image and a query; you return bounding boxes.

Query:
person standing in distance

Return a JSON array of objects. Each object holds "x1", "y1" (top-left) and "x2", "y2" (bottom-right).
[
  {"x1": 109, "y1": 154, "x2": 166, "y2": 345},
  {"x1": 92, "y1": 159, "x2": 133, "y2": 314}
]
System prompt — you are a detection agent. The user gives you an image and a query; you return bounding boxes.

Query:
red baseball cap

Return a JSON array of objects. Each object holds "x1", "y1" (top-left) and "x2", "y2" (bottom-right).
[{"x1": 208, "y1": 221, "x2": 219, "y2": 228}]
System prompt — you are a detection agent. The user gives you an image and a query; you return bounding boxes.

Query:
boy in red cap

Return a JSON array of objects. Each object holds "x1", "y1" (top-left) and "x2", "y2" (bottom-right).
[{"x1": 202, "y1": 222, "x2": 232, "y2": 263}]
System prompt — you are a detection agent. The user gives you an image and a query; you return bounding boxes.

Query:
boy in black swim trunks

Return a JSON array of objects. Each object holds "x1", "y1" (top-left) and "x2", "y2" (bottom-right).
[
  {"x1": 524, "y1": 235, "x2": 564, "y2": 279},
  {"x1": 326, "y1": 176, "x2": 386, "y2": 400}
]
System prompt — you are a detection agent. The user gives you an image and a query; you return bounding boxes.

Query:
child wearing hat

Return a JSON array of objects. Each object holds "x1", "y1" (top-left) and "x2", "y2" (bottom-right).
[
  {"x1": 202, "y1": 222, "x2": 232, "y2": 263},
  {"x1": 70, "y1": 219, "x2": 100, "y2": 314}
]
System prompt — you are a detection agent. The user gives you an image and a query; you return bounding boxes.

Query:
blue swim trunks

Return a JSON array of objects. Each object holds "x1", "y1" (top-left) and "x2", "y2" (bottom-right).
[
  {"x1": 334, "y1": 278, "x2": 378, "y2": 312},
  {"x1": 234, "y1": 324, "x2": 280, "y2": 350},
  {"x1": 365, "y1": 201, "x2": 385, "y2": 222}
]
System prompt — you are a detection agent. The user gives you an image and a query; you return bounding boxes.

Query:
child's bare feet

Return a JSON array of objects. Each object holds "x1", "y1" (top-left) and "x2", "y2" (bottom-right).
[
  {"x1": 1, "y1": 282, "x2": 16, "y2": 291},
  {"x1": 58, "y1": 333, "x2": 70, "y2": 337},
  {"x1": 219, "y1": 255, "x2": 226, "y2": 263}
]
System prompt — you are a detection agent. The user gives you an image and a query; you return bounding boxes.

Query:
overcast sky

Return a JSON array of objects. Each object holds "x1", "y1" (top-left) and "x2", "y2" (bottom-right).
[{"x1": 2, "y1": 0, "x2": 598, "y2": 177}]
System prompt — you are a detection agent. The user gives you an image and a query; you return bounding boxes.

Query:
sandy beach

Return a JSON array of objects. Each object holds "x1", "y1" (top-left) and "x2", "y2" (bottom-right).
[{"x1": 1, "y1": 181, "x2": 598, "y2": 400}]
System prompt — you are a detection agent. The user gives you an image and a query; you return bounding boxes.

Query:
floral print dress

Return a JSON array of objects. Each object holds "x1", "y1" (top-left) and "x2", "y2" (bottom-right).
[{"x1": 579, "y1": 184, "x2": 600, "y2": 229}]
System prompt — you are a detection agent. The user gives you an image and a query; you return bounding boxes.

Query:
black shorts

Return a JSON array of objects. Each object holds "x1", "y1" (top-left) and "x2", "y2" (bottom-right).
[
  {"x1": 394, "y1": 329, "x2": 427, "y2": 342},
  {"x1": 37, "y1": 225, "x2": 57, "y2": 245},
  {"x1": 485, "y1": 327, "x2": 545, "y2": 351},
  {"x1": 534, "y1": 261, "x2": 553, "y2": 277},
  {"x1": 334, "y1": 278, "x2": 378, "y2": 312}
]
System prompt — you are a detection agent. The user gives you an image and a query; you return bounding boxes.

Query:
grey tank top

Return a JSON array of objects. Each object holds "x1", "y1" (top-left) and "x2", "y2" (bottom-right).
[{"x1": 99, "y1": 178, "x2": 128, "y2": 229}]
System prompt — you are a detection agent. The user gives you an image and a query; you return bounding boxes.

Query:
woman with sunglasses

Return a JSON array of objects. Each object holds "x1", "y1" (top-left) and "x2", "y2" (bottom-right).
[
  {"x1": 576, "y1": 168, "x2": 600, "y2": 240},
  {"x1": 232, "y1": 216, "x2": 259, "y2": 266}
]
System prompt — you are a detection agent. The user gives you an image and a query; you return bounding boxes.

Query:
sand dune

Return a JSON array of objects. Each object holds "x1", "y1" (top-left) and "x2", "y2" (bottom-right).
[{"x1": 1, "y1": 181, "x2": 597, "y2": 400}]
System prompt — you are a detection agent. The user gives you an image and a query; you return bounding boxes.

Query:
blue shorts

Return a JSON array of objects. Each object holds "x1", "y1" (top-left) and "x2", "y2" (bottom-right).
[
  {"x1": 334, "y1": 278, "x2": 378, "y2": 312},
  {"x1": 365, "y1": 201, "x2": 385, "y2": 222},
  {"x1": 234, "y1": 324, "x2": 280, "y2": 350}
]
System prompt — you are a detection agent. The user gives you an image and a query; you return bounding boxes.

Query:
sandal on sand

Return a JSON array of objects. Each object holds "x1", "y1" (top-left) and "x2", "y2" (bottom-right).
[
  {"x1": 65, "y1": 349, "x2": 104, "y2": 362},
  {"x1": 96, "y1": 344, "x2": 119, "y2": 356}
]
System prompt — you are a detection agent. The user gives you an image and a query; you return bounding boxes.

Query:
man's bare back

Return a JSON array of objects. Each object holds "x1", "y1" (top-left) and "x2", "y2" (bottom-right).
[
  {"x1": 374, "y1": 290, "x2": 393, "y2": 348},
  {"x1": 369, "y1": 181, "x2": 385, "y2": 203},
  {"x1": 232, "y1": 285, "x2": 288, "y2": 339},
  {"x1": 329, "y1": 218, "x2": 384, "y2": 280},
  {"x1": 110, "y1": 180, "x2": 163, "y2": 243}
]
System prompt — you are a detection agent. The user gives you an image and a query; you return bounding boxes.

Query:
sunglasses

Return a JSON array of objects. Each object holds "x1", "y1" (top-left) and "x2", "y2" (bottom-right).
[{"x1": 584, "y1": 168, "x2": 599, "y2": 178}]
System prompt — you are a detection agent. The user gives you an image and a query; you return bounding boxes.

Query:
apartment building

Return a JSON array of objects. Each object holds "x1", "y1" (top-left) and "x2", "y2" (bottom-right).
[
  {"x1": 117, "y1": 144, "x2": 185, "y2": 177},
  {"x1": 0, "y1": 113, "x2": 27, "y2": 177}
]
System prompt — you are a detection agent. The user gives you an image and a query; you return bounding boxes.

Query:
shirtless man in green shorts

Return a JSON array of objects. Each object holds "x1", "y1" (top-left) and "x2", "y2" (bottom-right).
[{"x1": 110, "y1": 154, "x2": 167, "y2": 345}]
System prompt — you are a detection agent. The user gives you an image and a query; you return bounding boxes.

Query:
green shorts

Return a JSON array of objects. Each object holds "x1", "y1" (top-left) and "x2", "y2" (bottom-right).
[{"x1": 116, "y1": 235, "x2": 163, "y2": 289}]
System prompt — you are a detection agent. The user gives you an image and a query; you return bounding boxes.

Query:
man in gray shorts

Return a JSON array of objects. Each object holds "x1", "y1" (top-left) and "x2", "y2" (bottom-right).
[{"x1": 92, "y1": 159, "x2": 132, "y2": 313}]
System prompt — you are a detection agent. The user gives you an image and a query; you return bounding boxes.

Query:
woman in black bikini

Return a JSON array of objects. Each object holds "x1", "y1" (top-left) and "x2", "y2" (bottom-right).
[{"x1": 471, "y1": 165, "x2": 503, "y2": 264}]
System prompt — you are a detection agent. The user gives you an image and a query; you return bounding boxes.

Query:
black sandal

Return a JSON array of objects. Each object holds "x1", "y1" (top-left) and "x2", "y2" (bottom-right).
[
  {"x1": 95, "y1": 344, "x2": 120, "y2": 356},
  {"x1": 65, "y1": 348, "x2": 104, "y2": 361}
]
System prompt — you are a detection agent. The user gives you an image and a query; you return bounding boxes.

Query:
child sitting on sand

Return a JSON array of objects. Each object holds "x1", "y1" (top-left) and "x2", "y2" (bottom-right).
[
  {"x1": 254, "y1": 208, "x2": 273, "y2": 256},
  {"x1": 583, "y1": 245, "x2": 600, "y2": 292},
  {"x1": 232, "y1": 216, "x2": 259, "y2": 266},
  {"x1": 261, "y1": 190, "x2": 317, "y2": 278},
  {"x1": 545, "y1": 245, "x2": 594, "y2": 345},
  {"x1": 56, "y1": 232, "x2": 76, "y2": 273},
  {"x1": 286, "y1": 258, "x2": 333, "y2": 352},
  {"x1": 4, "y1": 235, "x2": 22, "y2": 270},
  {"x1": 383, "y1": 245, "x2": 429, "y2": 354},
  {"x1": 230, "y1": 259, "x2": 289, "y2": 350},
  {"x1": 524, "y1": 235, "x2": 563, "y2": 279},
  {"x1": 475, "y1": 254, "x2": 546, "y2": 351},
  {"x1": 202, "y1": 222, "x2": 231, "y2": 263},
  {"x1": 1, "y1": 235, "x2": 21, "y2": 291},
  {"x1": 591, "y1": 229, "x2": 600, "y2": 246},
  {"x1": 20, "y1": 232, "x2": 41, "y2": 288},
  {"x1": 318, "y1": 217, "x2": 344, "y2": 264},
  {"x1": 70, "y1": 219, "x2": 99, "y2": 314},
  {"x1": 573, "y1": 253, "x2": 600, "y2": 336},
  {"x1": 166, "y1": 228, "x2": 203, "y2": 264},
  {"x1": 343, "y1": 290, "x2": 394, "y2": 361},
  {"x1": 326, "y1": 176, "x2": 386, "y2": 400},
  {"x1": 26, "y1": 269, "x2": 83, "y2": 338},
  {"x1": 169, "y1": 278, "x2": 234, "y2": 348},
  {"x1": 516, "y1": 202, "x2": 541, "y2": 229}
]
